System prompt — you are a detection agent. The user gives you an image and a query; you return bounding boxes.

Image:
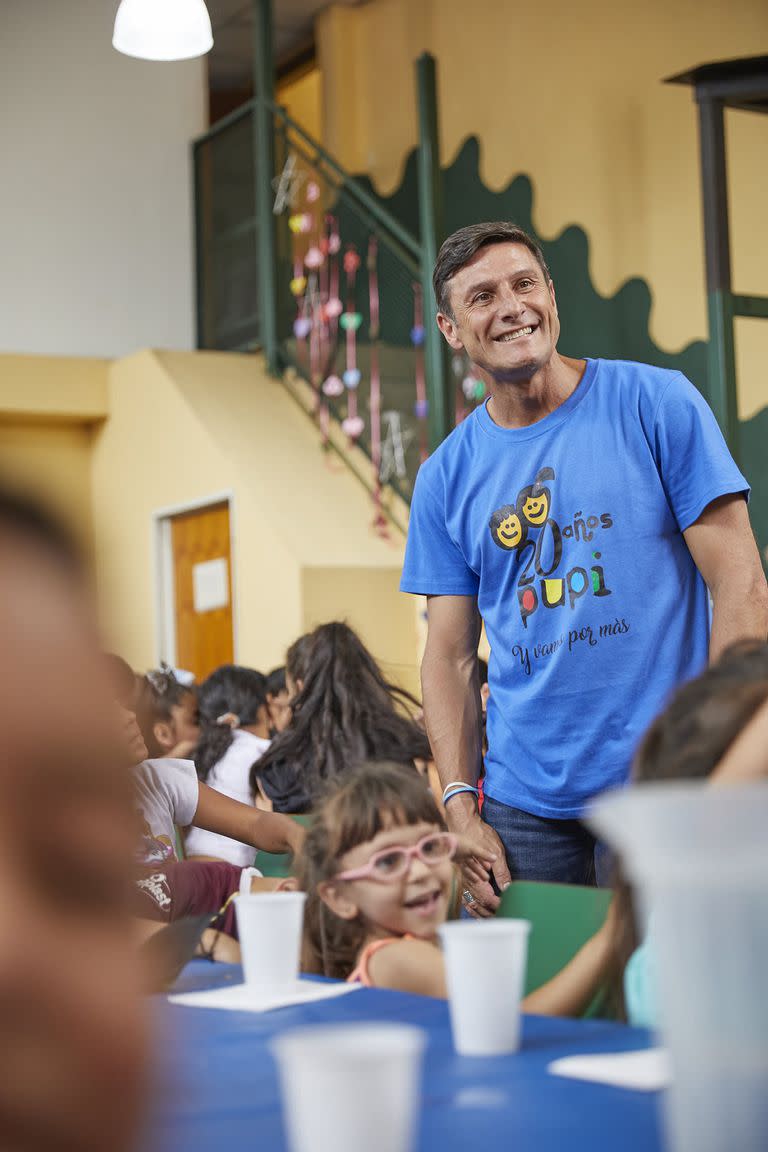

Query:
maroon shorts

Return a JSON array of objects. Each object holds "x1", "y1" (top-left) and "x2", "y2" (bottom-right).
[{"x1": 134, "y1": 860, "x2": 242, "y2": 937}]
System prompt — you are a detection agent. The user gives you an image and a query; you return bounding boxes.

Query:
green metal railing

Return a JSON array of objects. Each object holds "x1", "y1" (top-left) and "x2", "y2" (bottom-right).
[{"x1": 192, "y1": 54, "x2": 480, "y2": 504}]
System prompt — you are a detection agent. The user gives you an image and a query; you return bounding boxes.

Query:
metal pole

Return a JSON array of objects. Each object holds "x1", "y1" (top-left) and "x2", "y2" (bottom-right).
[
  {"x1": 697, "y1": 93, "x2": 738, "y2": 459},
  {"x1": 253, "y1": 0, "x2": 278, "y2": 374},
  {"x1": 416, "y1": 53, "x2": 451, "y2": 452}
]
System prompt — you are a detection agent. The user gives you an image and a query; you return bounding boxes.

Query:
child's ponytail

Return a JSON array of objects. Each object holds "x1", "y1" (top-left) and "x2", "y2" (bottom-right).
[{"x1": 195, "y1": 665, "x2": 268, "y2": 783}]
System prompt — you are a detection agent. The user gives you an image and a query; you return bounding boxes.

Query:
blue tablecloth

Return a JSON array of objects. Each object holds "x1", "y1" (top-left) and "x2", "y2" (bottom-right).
[{"x1": 144, "y1": 960, "x2": 664, "y2": 1152}]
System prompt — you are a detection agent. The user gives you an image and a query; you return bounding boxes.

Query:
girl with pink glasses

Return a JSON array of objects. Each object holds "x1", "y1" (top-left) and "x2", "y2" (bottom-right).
[{"x1": 298, "y1": 762, "x2": 617, "y2": 1012}]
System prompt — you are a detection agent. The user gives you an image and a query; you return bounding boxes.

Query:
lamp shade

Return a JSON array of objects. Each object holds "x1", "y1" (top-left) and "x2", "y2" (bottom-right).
[{"x1": 113, "y1": 0, "x2": 213, "y2": 61}]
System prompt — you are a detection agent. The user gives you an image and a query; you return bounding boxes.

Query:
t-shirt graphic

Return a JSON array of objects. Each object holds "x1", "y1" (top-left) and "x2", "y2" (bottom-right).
[
  {"x1": 488, "y1": 465, "x2": 614, "y2": 632},
  {"x1": 401, "y1": 359, "x2": 749, "y2": 818}
]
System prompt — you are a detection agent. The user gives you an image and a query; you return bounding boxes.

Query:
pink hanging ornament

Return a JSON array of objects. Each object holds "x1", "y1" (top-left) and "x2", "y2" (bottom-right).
[
  {"x1": 322, "y1": 375, "x2": 344, "y2": 397},
  {"x1": 304, "y1": 246, "x2": 324, "y2": 269},
  {"x1": 342, "y1": 416, "x2": 365, "y2": 440}
]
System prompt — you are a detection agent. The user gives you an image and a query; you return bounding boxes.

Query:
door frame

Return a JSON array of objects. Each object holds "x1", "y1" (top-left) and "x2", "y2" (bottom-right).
[{"x1": 152, "y1": 490, "x2": 239, "y2": 669}]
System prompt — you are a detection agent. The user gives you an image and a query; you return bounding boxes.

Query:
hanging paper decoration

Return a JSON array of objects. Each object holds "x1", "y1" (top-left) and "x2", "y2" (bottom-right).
[
  {"x1": 288, "y1": 213, "x2": 312, "y2": 235},
  {"x1": 367, "y1": 236, "x2": 387, "y2": 535},
  {"x1": 379, "y1": 410, "x2": 414, "y2": 484},
  {"x1": 293, "y1": 316, "x2": 312, "y2": 339},
  {"x1": 322, "y1": 375, "x2": 344, "y2": 397},
  {"x1": 306, "y1": 273, "x2": 323, "y2": 411},
  {"x1": 272, "y1": 153, "x2": 305, "y2": 214},
  {"x1": 412, "y1": 285, "x2": 428, "y2": 462},
  {"x1": 340, "y1": 311, "x2": 363, "y2": 331},
  {"x1": 342, "y1": 244, "x2": 362, "y2": 440},
  {"x1": 342, "y1": 415, "x2": 365, "y2": 439},
  {"x1": 306, "y1": 180, "x2": 320, "y2": 203},
  {"x1": 325, "y1": 217, "x2": 342, "y2": 341},
  {"x1": 290, "y1": 275, "x2": 307, "y2": 296},
  {"x1": 304, "y1": 245, "x2": 324, "y2": 269}
]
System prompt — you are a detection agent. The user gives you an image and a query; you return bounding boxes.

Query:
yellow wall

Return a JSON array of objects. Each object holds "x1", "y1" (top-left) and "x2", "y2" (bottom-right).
[
  {"x1": 0, "y1": 354, "x2": 108, "y2": 544},
  {"x1": 0, "y1": 419, "x2": 96, "y2": 545},
  {"x1": 276, "y1": 65, "x2": 323, "y2": 142},
  {"x1": 317, "y1": 0, "x2": 768, "y2": 414},
  {"x1": 90, "y1": 349, "x2": 419, "y2": 689}
]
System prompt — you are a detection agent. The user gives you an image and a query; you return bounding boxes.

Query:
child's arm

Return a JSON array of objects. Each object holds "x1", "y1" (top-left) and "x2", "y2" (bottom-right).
[
  {"x1": 521, "y1": 902, "x2": 616, "y2": 1017},
  {"x1": 365, "y1": 902, "x2": 616, "y2": 1015},
  {"x1": 193, "y1": 783, "x2": 305, "y2": 856},
  {"x1": 367, "y1": 938, "x2": 448, "y2": 998}
]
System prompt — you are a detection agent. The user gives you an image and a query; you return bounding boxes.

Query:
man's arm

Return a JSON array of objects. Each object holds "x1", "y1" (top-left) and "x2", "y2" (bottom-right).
[
  {"x1": 421, "y1": 595, "x2": 512, "y2": 916},
  {"x1": 683, "y1": 493, "x2": 768, "y2": 663},
  {"x1": 193, "y1": 783, "x2": 305, "y2": 856}
]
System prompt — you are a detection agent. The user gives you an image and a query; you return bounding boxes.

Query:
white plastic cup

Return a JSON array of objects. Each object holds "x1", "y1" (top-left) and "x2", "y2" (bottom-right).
[
  {"x1": 271, "y1": 1023, "x2": 426, "y2": 1152},
  {"x1": 588, "y1": 782, "x2": 768, "y2": 1152},
  {"x1": 234, "y1": 891, "x2": 306, "y2": 987},
  {"x1": 438, "y1": 918, "x2": 531, "y2": 1055}
]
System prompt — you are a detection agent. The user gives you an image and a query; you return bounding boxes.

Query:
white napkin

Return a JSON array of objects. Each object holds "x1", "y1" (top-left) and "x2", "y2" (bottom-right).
[
  {"x1": 548, "y1": 1047, "x2": 671, "y2": 1091},
  {"x1": 168, "y1": 979, "x2": 360, "y2": 1013}
]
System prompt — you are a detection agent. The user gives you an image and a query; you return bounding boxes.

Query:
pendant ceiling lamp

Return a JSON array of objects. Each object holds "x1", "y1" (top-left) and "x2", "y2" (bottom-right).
[{"x1": 113, "y1": 0, "x2": 213, "y2": 61}]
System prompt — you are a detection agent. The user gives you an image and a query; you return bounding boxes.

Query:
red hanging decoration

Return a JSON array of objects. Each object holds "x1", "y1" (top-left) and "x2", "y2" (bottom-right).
[
  {"x1": 367, "y1": 237, "x2": 387, "y2": 537},
  {"x1": 413, "y1": 284, "x2": 429, "y2": 463}
]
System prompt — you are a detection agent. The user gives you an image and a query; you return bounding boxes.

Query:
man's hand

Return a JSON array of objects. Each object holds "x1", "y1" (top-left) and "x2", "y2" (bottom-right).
[{"x1": 446, "y1": 793, "x2": 511, "y2": 917}]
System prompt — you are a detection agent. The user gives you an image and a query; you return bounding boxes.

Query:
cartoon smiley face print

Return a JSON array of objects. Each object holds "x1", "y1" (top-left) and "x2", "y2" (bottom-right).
[
  {"x1": 517, "y1": 467, "x2": 555, "y2": 527},
  {"x1": 521, "y1": 492, "x2": 548, "y2": 525},
  {"x1": 489, "y1": 504, "x2": 527, "y2": 550}
]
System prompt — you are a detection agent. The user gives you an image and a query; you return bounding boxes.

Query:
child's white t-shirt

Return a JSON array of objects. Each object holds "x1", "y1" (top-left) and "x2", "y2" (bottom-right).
[
  {"x1": 184, "y1": 730, "x2": 271, "y2": 867},
  {"x1": 133, "y1": 757, "x2": 199, "y2": 863}
]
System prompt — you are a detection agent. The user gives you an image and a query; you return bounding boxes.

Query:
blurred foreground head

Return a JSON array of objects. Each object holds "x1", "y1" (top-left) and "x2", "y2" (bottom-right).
[{"x1": 0, "y1": 487, "x2": 146, "y2": 1152}]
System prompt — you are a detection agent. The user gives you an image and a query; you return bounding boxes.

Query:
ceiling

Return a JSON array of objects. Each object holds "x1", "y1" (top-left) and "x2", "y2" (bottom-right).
[{"x1": 206, "y1": 0, "x2": 362, "y2": 90}]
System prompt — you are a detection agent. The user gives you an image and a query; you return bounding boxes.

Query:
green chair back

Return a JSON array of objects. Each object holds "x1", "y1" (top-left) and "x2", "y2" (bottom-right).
[
  {"x1": 496, "y1": 880, "x2": 613, "y2": 1017},
  {"x1": 253, "y1": 813, "x2": 311, "y2": 878}
]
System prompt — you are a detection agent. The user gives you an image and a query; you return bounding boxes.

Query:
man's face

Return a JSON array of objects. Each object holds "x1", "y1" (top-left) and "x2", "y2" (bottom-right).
[
  {"x1": 437, "y1": 242, "x2": 559, "y2": 382},
  {"x1": 0, "y1": 538, "x2": 146, "y2": 1152}
]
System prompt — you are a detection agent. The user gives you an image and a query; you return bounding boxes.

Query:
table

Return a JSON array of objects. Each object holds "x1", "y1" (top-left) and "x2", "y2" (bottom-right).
[{"x1": 143, "y1": 960, "x2": 664, "y2": 1152}]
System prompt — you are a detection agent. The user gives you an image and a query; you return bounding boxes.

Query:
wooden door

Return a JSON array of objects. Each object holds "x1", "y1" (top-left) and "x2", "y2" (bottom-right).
[{"x1": 170, "y1": 502, "x2": 234, "y2": 681}]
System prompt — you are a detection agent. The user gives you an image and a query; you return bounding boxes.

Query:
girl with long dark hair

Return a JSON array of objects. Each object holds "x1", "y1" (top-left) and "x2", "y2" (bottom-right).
[{"x1": 251, "y1": 622, "x2": 432, "y2": 813}]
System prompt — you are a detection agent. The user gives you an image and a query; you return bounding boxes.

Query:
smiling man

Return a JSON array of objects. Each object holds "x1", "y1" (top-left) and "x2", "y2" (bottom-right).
[{"x1": 401, "y1": 221, "x2": 768, "y2": 909}]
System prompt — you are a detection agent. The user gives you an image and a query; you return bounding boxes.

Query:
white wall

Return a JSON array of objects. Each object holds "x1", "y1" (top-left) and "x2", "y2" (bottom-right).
[{"x1": 0, "y1": 0, "x2": 207, "y2": 358}]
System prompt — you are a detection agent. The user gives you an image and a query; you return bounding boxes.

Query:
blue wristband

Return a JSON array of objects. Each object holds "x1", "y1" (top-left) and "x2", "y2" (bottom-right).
[{"x1": 443, "y1": 783, "x2": 479, "y2": 805}]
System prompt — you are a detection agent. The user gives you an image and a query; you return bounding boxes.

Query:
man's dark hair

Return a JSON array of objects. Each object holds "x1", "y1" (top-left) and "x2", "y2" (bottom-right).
[{"x1": 433, "y1": 221, "x2": 551, "y2": 318}]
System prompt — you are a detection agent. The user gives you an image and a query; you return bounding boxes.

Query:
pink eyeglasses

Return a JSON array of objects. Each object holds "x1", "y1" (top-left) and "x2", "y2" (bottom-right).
[{"x1": 335, "y1": 832, "x2": 458, "y2": 883}]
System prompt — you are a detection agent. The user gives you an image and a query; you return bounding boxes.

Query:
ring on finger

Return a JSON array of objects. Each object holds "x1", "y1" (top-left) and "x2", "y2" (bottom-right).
[{"x1": 462, "y1": 889, "x2": 475, "y2": 905}]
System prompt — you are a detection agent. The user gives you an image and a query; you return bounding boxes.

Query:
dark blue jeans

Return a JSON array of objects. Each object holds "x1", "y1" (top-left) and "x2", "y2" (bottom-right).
[{"x1": 482, "y1": 794, "x2": 612, "y2": 886}]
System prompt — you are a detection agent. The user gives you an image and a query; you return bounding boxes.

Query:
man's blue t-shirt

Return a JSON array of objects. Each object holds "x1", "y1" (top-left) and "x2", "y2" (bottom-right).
[{"x1": 400, "y1": 359, "x2": 749, "y2": 818}]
